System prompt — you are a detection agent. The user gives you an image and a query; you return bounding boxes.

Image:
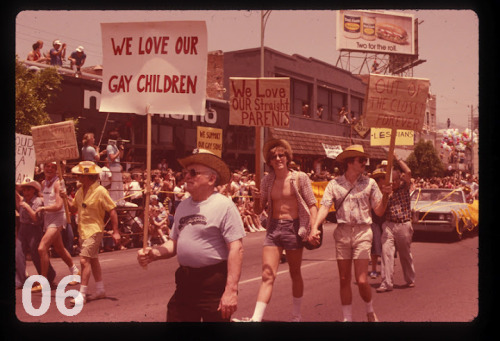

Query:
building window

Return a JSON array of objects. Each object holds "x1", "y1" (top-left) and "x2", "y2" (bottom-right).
[
  {"x1": 317, "y1": 87, "x2": 329, "y2": 121},
  {"x1": 292, "y1": 79, "x2": 311, "y2": 117},
  {"x1": 332, "y1": 91, "x2": 346, "y2": 122},
  {"x1": 350, "y1": 97, "x2": 363, "y2": 121}
]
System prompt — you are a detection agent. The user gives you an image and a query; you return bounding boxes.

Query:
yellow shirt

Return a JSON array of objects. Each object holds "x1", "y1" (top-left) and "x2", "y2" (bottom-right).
[{"x1": 71, "y1": 181, "x2": 116, "y2": 240}]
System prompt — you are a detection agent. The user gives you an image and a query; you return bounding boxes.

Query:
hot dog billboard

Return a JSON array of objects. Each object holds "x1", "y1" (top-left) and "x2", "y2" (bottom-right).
[{"x1": 336, "y1": 10, "x2": 415, "y2": 55}]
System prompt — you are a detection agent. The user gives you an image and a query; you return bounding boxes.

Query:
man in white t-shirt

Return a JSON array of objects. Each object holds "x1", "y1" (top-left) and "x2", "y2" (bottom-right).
[{"x1": 138, "y1": 149, "x2": 245, "y2": 322}]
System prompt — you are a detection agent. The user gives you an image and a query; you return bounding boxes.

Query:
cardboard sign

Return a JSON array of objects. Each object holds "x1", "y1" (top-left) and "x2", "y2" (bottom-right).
[
  {"x1": 31, "y1": 121, "x2": 79, "y2": 163},
  {"x1": 100, "y1": 21, "x2": 207, "y2": 115},
  {"x1": 229, "y1": 78, "x2": 290, "y2": 127},
  {"x1": 16, "y1": 133, "x2": 36, "y2": 183},
  {"x1": 322, "y1": 143, "x2": 343, "y2": 159},
  {"x1": 197, "y1": 126, "x2": 223, "y2": 158},
  {"x1": 363, "y1": 74, "x2": 429, "y2": 131},
  {"x1": 370, "y1": 128, "x2": 414, "y2": 146}
]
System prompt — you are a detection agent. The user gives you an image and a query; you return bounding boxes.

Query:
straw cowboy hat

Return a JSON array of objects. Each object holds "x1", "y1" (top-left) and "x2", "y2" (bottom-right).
[
  {"x1": 71, "y1": 161, "x2": 102, "y2": 175},
  {"x1": 371, "y1": 168, "x2": 387, "y2": 180},
  {"x1": 336, "y1": 144, "x2": 369, "y2": 163},
  {"x1": 177, "y1": 148, "x2": 231, "y2": 186},
  {"x1": 17, "y1": 178, "x2": 42, "y2": 193},
  {"x1": 263, "y1": 139, "x2": 293, "y2": 164}
]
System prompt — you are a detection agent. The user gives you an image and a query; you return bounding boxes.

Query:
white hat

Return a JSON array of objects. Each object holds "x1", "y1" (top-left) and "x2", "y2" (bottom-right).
[
  {"x1": 53, "y1": 40, "x2": 62, "y2": 46},
  {"x1": 17, "y1": 178, "x2": 42, "y2": 192},
  {"x1": 76, "y1": 46, "x2": 84, "y2": 52}
]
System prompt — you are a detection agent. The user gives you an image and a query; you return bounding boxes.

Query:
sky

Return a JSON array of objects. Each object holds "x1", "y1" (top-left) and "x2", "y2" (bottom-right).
[{"x1": 15, "y1": 9, "x2": 479, "y2": 129}]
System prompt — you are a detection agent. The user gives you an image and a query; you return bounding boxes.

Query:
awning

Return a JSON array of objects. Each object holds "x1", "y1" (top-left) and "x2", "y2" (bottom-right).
[{"x1": 268, "y1": 128, "x2": 388, "y2": 160}]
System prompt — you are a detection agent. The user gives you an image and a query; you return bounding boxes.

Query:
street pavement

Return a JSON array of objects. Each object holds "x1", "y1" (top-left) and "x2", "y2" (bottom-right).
[{"x1": 14, "y1": 223, "x2": 479, "y2": 324}]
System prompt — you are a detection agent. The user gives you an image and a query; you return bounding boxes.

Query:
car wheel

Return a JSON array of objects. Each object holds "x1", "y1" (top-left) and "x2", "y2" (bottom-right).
[{"x1": 453, "y1": 220, "x2": 465, "y2": 241}]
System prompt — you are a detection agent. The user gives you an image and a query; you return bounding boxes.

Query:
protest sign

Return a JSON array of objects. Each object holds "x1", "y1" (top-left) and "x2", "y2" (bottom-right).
[
  {"x1": 197, "y1": 126, "x2": 223, "y2": 158},
  {"x1": 363, "y1": 74, "x2": 429, "y2": 132},
  {"x1": 31, "y1": 121, "x2": 79, "y2": 163},
  {"x1": 370, "y1": 128, "x2": 414, "y2": 146},
  {"x1": 229, "y1": 77, "x2": 290, "y2": 127},
  {"x1": 16, "y1": 133, "x2": 36, "y2": 183},
  {"x1": 322, "y1": 143, "x2": 343, "y2": 159},
  {"x1": 100, "y1": 21, "x2": 207, "y2": 115}
]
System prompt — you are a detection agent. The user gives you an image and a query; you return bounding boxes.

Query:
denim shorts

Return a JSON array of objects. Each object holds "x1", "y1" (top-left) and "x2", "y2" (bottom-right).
[{"x1": 263, "y1": 218, "x2": 303, "y2": 250}]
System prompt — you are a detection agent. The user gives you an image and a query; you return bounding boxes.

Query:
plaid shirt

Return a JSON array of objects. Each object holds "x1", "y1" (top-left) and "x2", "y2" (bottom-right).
[
  {"x1": 386, "y1": 182, "x2": 411, "y2": 223},
  {"x1": 261, "y1": 170, "x2": 317, "y2": 232}
]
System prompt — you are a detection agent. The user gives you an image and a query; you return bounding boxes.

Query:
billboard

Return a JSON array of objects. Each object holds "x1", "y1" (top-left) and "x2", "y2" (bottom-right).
[{"x1": 336, "y1": 10, "x2": 415, "y2": 55}]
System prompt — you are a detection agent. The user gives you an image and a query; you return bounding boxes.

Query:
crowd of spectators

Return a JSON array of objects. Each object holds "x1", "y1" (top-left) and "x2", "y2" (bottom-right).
[{"x1": 27, "y1": 156, "x2": 478, "y2": 255}]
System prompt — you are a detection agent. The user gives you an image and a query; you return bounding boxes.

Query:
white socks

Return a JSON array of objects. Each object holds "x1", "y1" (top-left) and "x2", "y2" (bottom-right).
[
  {"x1": 95, "y1": 281, "x2": 105, "y2": 294},
  {"x1": 292, "y1": 296, "x2": 302, "y2": 321},
  {"x1": 342, "y1": 305, "x2": 352, "y2": 322},
  {"x1": 251, "y1": 301, "x2": 267, "y2": 322},
  {"x1": 79, "y1": 284, "x2": 88, "y2": 295},
  {"x1": 366, "y1": 300, "x2": 374, "y2": 313},
  {"x1": 342, "y1": 301, "x2": 374, "y2": 321},
  {"x1": 70, "y1": 264, "x2": 79, "y2": 274}
]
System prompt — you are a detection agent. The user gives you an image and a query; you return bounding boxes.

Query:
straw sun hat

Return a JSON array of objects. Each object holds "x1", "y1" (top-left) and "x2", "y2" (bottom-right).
[
  {"x1": 177, "y1": 148, "x2": 231, "y2": 186},
  {"x1": 335, "y1": 144, "x2": 369, "y2": 163},
  {"x1": 71, "y1": 161, "x2": 102, "y2": 175},
  {"x1": 17, "y1": 178, "x2": 42, "y2": 192}
]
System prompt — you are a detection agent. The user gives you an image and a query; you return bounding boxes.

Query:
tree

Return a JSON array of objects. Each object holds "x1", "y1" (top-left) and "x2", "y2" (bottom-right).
[
  {"x1": 406, "y1": 139, "x2": 445, "y2": 178},
  {"x1": 15, "y1": 57, "x2": 62, "y2": 135}
]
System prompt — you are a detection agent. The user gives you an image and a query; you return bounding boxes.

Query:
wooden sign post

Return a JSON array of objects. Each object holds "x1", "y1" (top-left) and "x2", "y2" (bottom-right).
[
  {"x1": 100, "y1": 21, "x2": 208, "y2": 259},
  {"x1": 228, "y1": 77, "x2": 291, "y2": 212}
]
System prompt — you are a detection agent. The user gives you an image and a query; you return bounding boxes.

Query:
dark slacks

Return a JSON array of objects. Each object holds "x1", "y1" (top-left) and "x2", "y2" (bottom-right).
[{"x1": 167, "y1": 260, "x2": 228, "y2": 322}]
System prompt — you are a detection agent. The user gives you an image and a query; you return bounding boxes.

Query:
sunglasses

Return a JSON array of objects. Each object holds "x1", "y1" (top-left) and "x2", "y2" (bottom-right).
[
  {"x1": 356, "y1": 157, "x2": 368, "y2": 163},
  {"x1": 271, "y1": 153, "x2": 286, "y2": 160},
  {"x1": 183, "y1": 168, "x2": 213, "y2": 178}
]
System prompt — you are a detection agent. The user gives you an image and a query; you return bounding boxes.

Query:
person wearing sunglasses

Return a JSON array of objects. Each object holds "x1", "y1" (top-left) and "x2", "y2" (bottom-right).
[
  {"x1": 310, "y1": 145, "x2": 392, "y2": 322},
  {"x1": 233, "y1": 139, "x2": 318, "y2": 322},
  {"x1": 137, "y1": 149, "x2": 245, "y2": 322}
]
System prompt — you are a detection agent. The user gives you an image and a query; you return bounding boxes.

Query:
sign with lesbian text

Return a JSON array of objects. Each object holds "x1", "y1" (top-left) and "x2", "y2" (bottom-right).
[{"x1": 100, "y1": 21, "x2": 207, "y2": 115}]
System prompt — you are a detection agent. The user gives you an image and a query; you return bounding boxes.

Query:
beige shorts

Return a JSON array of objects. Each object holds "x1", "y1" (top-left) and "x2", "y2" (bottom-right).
[
  {"x1": 333, "y1": 224, "x2": 373, "y2": 260},
  {"x1": 79, "y1": 232, "x2": 104, "y2": 258}
]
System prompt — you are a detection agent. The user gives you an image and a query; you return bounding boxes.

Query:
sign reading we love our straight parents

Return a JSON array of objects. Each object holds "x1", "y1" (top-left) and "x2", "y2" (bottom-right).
[{"x1": 100, "y1": 21, "x2": 207, "y2": 115}]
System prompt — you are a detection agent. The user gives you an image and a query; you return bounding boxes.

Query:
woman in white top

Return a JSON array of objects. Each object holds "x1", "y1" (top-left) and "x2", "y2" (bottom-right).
[{"x1": 34, "y1": 162, "x2": 80, "y2": 291}]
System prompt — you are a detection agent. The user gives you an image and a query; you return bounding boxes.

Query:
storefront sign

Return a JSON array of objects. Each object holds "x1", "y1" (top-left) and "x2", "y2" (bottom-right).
[
  {"x1": 363, "y1": 74, "x2": 429, "y2": 131},
  {"x1": 322, "y1": 143, "x2": 343, "y2": 159},
  {"x1": 336, "y1": 10, "x2": 415, "y2": 55},
  {"x1": 100, "y1": 21, "x2": 207, "y2": 115},
  {"x1": 197, "y1": 126, "x2": 223, "y2": 157},
  {"x1": 229, "y1": 77, "x2": 290, "y2": 127},
  {"x1": 31, "y1": 121, "x2": 79, "y2": 163},
  {"x1": 16, "y1": 133, "x2": 36, "y2": 183},
  {"x1": 370, "y1": 128, "x2": 414, "y2": 146}
]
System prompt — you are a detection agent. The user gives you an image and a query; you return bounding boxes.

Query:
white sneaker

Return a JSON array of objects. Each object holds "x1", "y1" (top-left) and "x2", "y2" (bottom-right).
[
  {"x1": 69, "y1": 269, "x2": 81, "y2": 286},
  {"x1": 69, "y1": 293, "x2": 87, "y2": 307},
  {"x1": 290, "y1": 315, "x2": 302, "y2": 322},
  {"x1": 232, "y1": 317, "x2": 257, "y2": 322}
]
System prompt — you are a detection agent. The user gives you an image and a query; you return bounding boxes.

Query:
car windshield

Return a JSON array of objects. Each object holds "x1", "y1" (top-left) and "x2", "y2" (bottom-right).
[{"x1": 411, "y1": 189, "x2": 464, "y2": 203}]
